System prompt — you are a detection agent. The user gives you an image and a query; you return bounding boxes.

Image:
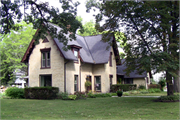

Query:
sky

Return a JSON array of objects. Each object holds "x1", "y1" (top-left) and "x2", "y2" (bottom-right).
[{"x1": 43, "y1": 0, "x2": 96, "y2": 24}]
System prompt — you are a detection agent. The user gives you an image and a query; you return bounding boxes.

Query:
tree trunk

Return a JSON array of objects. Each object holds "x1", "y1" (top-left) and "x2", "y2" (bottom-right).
[
  {"x1": 166, "y1": 71, "x2": 174, "y2": 96},
  {"x1": 173, "y1": 70, "x2": 180, "y2": 93}
]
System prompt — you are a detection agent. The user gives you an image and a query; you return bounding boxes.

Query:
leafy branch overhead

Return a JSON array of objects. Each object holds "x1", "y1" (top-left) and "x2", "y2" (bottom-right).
[
  {"x1": 1, "y1": 0, "x2": 83, "y2": 49},
  {"x1": 86, "y1": 0, "x2": 179, "y2": 96}
]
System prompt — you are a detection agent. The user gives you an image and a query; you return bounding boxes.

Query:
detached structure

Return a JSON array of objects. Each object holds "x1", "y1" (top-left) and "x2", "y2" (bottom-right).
[
  {"x1": 117, "y1": 59, "x2": 151, "y2": 89},
  {"x1": 21, "y1": 23, "x2": 121, "y2": 94}
]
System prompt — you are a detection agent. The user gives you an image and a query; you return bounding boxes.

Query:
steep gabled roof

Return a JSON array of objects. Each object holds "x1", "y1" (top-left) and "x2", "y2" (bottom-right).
[
  {"x1": 21, "y1": 23, "x2": 121, "y2": 65},
  {"x1": 117, "y1": 59, "x2": 147, "y2": 78}
]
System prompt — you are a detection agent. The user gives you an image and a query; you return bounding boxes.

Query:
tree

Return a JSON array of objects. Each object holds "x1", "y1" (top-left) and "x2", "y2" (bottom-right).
[
  {"x1": 86, "y1": 1, "x2": 179, "y2": 96},
  {"x1": 77, "y1": 17, "x2": 100, "y2": 36},
  {"x1": 0, "y1": 21, "x2": 36, "y2": 85},
  {"x1": 1, "y1": 0, "x2": 83, "y2": 49}
]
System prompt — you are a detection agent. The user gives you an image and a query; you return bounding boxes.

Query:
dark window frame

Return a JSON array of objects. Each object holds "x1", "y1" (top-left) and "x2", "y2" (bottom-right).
[
  {"x1": 124, "y1": 78, "x2": 133, "y2": 84},
  {"x1": 109, "y1": 74, "x2": 113, "y2": 87},
  {"x1": 74, "y1": 75, "x2": 78, "y2": 92},
  {"x1": 109, "y1": 52, "x2": 112, "y2": 67},
  {"x1": 40, "y1": 48, "x2": 51, "y2": 69},
  {"x1": 71, "y1": 47, "x2": 80, "y2": 64},
  {"x1": 94, "y1": 76, "x2": 101, "y2": 92},
  {"x1": 40, "y1": 74, "x2": 52, "y2": 87}
]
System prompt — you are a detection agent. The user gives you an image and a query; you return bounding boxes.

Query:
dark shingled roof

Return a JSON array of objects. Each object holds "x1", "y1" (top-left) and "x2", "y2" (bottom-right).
[
  {"x1": 49, "y1": 23, "x2": 118, "y2": 64},
  {"x1": 117, "y1": 59, "x2": 147, "y2": 78},
  {"x1": 21, "y1": 23, "x2": 120, "y2": 65}
]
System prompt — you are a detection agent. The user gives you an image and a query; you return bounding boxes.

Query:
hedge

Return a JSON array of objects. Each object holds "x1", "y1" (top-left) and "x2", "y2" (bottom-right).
[
  {"x1": 148, "y1": 84, "x2": 160, "y2": 89},
  {"x1": 110, "y1": 84, "x2": 137, "y2": 92},
  {"x1": 5, "y1": 87, "x2": 24, "y2": 99},
  {"x1": 24, "y1": 87, "x2": 59, "y2": 99}
]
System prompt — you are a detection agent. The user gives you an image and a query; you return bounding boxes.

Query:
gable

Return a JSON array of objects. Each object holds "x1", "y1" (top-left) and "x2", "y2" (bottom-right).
[{"x1": 21, "y1": 23, "x2": 121, "y2": 65}]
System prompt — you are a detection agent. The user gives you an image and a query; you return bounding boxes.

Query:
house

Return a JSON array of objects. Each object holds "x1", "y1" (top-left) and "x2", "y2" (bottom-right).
[
  {"x1": 117, "y1": 59, "x2": 151, "y2": 89},
  {"x1": 21, "y1": 23, "x2": 121, "y2": 94}
]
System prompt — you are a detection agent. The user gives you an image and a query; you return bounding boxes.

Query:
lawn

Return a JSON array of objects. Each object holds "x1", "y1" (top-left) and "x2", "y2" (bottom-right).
[{"x1": 1, "y1": 97, "x2": 179, "y2": 119}]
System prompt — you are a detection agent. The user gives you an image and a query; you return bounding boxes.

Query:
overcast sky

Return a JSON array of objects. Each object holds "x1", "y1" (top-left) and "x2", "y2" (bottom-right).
[{"x1": 44, "y1": 0, "x2": 96, "y2": 24}]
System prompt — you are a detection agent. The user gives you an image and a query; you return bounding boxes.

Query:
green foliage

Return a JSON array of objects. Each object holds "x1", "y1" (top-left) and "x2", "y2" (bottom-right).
[
  {"x1": 1, "y1": 0, "x2": 83, "y2": 50},
  {"x1": 58, "y1": 92, "x2": 69, "y2": 100},
  {"x1": 110, "y1": 93, "x2": 117, "y2": 96},
  {"x1": 85, "y1": 81, "x2": 92, "y2": 87},
  {"x1": 87, "y1": 92, "x2": 96, "y2": 98},
  {"x1": 158, "y1": 77, "x2": 166, "y2": 91},
  {"x1": 157, "y1": 95, "x2": 179, "y2": 102},
  {"x1": 123, "y1": 92, "x2": 129, "y2": 96},
  {"x1": 68, "y1": 95, "x2": 77, "y2": 100},
  {"x1": 0, "y1": 21, "x2": 36, "y2": 85},
  {"x1": 5, "y1": 87, "x2": 24, "y2": 99},
  {"x1": 117, "y1": 90, "x2": 123, "y2": 97},
  {"x1": 148, "y1": 88, "x2": 161, "y2": 93},
  {"x1": 86, "y1": 0, "x2": 179, "y2": 96},
  {"x1": 94, "y1": 93, "x2": 112, "y2": 98},
  {"x1": 138, "y1": 85, "x2": 146, "y2": 90},
  {"x1": 74, "y1": 91, "x2": 86, "y2": 99},
  {"x1": 24, "y1": 87, "x2": 59, "y2": 99},
  {"x1": 148, "y1": 84, "x2": 160, "y2": 89},
  {"x1": 110, "y1": 84, "x2": 137, "y2": 92}
]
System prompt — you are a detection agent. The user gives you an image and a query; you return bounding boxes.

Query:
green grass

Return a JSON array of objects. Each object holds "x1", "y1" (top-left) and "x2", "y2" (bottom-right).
[{"x1": 1, "y1": 97, "x2": 180, "y2": 119}]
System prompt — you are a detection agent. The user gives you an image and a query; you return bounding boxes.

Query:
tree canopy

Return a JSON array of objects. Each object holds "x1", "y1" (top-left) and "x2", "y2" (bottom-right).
[
  {"x1": 1, "y1": 0, "x2": 83, "y2": 49},
  {"x1": 0, "y1": 21, "x2": 36, "y2": 85},
  {"x1": 86, "y1": 0, "x2": 179, "y2": 95}
]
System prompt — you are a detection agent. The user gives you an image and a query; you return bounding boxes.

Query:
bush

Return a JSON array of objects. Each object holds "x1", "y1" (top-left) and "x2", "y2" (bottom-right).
[
  {"x1": 5, "y1": 87, "x2": 24, "y2": 99},
  {"x1": 148, "y1": 84, "x2": 160, "y2": 89},
  {"x1": 110, "y1": 84, "x2": 137, "y2": 92},
  {"x1": 94, "y1": 93, "x2": 112, "y2": 97},
  {"x1": 117, "y1": 90, "x2": 123, "y2": 97},
  {"x1": 138, "y1": 85, "x2": 146, "y2": 90},
  {"x1": 158, "y1": 78, "x2": 166, "y2": 91},
  {"x1": 74, "y1": 91, "x2": 86, "y2": 99},
  {"x1": 58, "y1": 92, "x2": 69, "y2": 100},
  {"x1": 156, "y1": 95, "x2": 179, "y2": 102},
  {"x1": 87, "y1": 92, "x2": 96, "y2": 98},
  {"x1": 68, "y1": 95, "x2": 77, "y2": 100},
  {"x1": 110, "y1": 93, "x2": 117, "y2": 96},
  {"x1": 24, "y1": 87, "x2": 59, "y2": 99},
  {"x1": 123, "y1": 92, "x2": 129, "y2": 96},
  {"x1": 148, "y1": 88, "x2": 161, "y2": 93}
]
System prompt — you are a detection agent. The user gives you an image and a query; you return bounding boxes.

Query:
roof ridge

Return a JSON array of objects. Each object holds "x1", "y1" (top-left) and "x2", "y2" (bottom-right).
[{"x1": 83, "y1": 36, "x2": 95, "y2": 63}]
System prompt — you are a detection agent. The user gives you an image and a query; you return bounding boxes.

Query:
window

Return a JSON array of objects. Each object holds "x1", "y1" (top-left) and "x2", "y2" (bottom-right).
[
  {"x1": 124, "y1": 78, "x2": 133, "y2": 84},
  {"x1": 40, "y1": 75, "x2": 52, "y2": 87},
  {"x1": 74, "y1": 49, "x2": 78, "y2": 58},
  {"x1": 95, "y1": 76, "x2": 101, "y2": 91},
  {"x1": 109, "y1": 52, "x2": 112, "y2": 67},
  {"x1": 109, "y1": 75, "x2": 113, "y2": 87},
  {"x1": 74, "y1": 75, "x2": 78, "y2": 92},
  {"x1": 40, "y1": 48, "x2": 51, "y2": 68}
]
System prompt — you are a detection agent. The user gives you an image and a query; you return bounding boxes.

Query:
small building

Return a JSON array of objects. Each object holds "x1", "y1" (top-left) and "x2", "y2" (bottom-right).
[{"x1": 117, "y1": 59, "x2": 151, "y2": 89}]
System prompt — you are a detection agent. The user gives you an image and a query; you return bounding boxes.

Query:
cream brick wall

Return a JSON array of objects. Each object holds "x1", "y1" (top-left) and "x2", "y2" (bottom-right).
[
  {"x1": 133, "y1": 78, "x2": 146, "y2": 88},
  {"x1": 29, "y1": 39, "x2": 117, "y2": 94},
  {"x1": 28, "y1": 35, "x2": 64, "y2": 92}
]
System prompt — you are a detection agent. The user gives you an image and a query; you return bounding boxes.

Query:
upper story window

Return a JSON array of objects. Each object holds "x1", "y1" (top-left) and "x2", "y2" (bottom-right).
[
  {"x1": 109, "y1": 52, "x2": 112, "y2": 67},
  {"x1": 73, "y1": 48, "x2": 79, "y2": 58},
  {"x1": 40, "y1": 48, "x2": 51, "y2": 69}
]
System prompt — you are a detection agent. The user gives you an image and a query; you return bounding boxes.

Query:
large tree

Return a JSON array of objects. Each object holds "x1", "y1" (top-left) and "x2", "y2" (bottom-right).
[
  {"x1": 86, "y1": 0, "x2": 179, "y2": 95},
  {"x1": 1, "y1": 0, "x2": 83, "y2": 49},
  {"x1": 0, "y1": 22, "x2": 36, "y2": 85}
]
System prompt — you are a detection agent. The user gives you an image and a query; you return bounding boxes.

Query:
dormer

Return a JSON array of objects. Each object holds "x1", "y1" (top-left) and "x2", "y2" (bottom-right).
[{"x1": 67, "y1": 40, "x2": 82, "y2": 62}]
